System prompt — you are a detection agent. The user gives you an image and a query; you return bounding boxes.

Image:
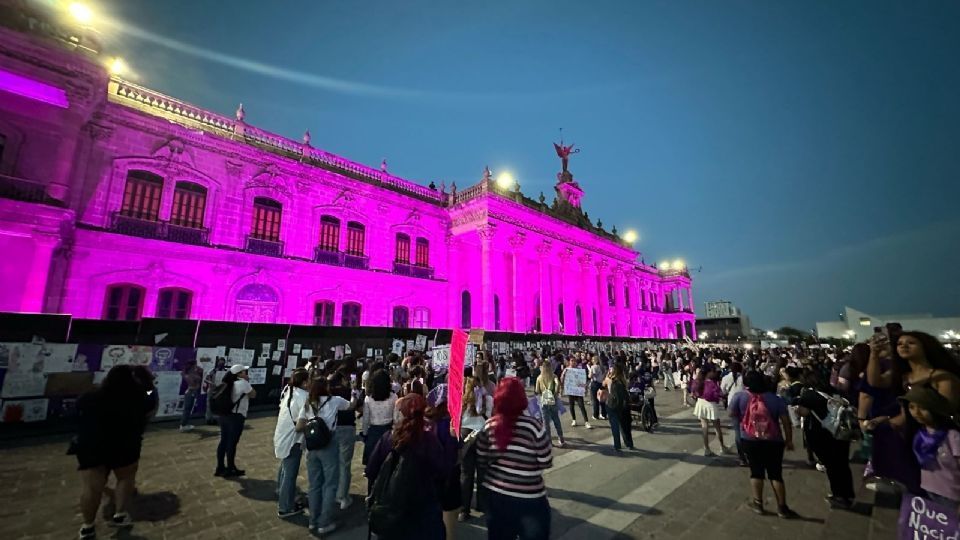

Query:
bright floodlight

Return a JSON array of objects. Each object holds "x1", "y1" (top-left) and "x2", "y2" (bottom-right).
[
  {"x1": 659, "y1": 262, "x2": 670, "y2": 270},
  {"x1": 699, "y1": 332, "x2": 708, "y2": 340},
  {"x1": 496, "y1": 171, "x2": 514, "y2": 189},
  {"x1": 109, "y1": 58, "x2": 126, "y2": 76},
  {"x1": 69, "y1": 2, "x2": 94, "y2": 24},
  {"x1": 744, "y1": 343, "x2": 754, "y2": 350},
  {"x1": 623, "y1": 230, "x2": 638, "y2": 243},
  {"x1": 673, "y1": 259, "x2": 684, "y2": 269}
]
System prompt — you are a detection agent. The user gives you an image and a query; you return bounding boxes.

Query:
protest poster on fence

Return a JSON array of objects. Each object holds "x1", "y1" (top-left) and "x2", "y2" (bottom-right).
[
  {"x1": 430, "y1": 345, "x2": 451, "y2": 371},
  {"x1": 898, "y1": 495, "x2": 958, "y2": 540},
  {"x1": 562, "y1": 368, "x2": 587, "y2": 397},
  {"x1": 448, "y1": 329, "x2": 468, "y2": 435}
]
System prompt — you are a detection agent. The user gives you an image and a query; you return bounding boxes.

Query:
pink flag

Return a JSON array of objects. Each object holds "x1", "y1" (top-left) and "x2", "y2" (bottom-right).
[{"x1": 448, "y1": 329, "x2": 468, "y2": 435}]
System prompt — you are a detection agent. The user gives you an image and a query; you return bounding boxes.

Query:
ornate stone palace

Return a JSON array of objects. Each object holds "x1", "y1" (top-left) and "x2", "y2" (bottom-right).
[{"x1": 0, "y1": 4, "x2": 695, "y2": 339}]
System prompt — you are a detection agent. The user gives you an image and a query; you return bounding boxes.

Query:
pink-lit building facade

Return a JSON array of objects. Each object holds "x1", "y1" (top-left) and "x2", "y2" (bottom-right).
[{"x1": 0, "y1": 10, "x2": 696, "y2": 339}]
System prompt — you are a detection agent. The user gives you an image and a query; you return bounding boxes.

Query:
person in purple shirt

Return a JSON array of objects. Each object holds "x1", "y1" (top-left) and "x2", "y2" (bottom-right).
[
  {"x1": 729, "y1": 371, "x2": 798, "y2": 519},
  {"x1": 366, "y1": 393, "x2": 451, "y2": 540}
]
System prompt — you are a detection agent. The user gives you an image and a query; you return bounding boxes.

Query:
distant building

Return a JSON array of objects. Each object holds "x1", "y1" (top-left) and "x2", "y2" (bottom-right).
[
  {"x1": 698, "y1": 301, "x2": 752, "y2": 340},
  {"x1": 817, "y1": 307, "x2": 960, "y2": 343}
]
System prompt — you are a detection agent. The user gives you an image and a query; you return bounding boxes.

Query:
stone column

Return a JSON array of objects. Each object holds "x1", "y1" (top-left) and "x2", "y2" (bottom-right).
[
  {"x1": 21, "y1": 233, "x2": 59, "y2": 312},
  {"x1": 687, "y1": 287, "x2": 694, "y2": 314},
  {"x1": 478, "y1": 225, "x2": 496, "y2": 330},
  {"x1": 578, "y1": 254, "x2": 594, "y2": 335},
  {"x1": 612, "y1": 266, "x2": 626, "y2": 337},
  {"x1": 596, "y1": 260, "x2": 610, "y2": 336},
  {"x1": 629, "y1": 274, "x2": 641, "y2": 337},
  {"x1": 508, "y1": 233, "x2": 525, "y2": 332},
  {"x1": 558, "y1": 248, "x2": 574, "y2": 335}
]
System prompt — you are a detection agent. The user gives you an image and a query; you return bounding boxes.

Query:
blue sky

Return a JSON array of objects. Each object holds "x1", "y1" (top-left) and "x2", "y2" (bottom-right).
[{"x1": 93, "y1": 0, "x2": 960, "y2": 330}]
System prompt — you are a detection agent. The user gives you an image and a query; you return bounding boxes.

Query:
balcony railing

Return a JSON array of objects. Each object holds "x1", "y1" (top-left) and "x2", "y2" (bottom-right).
[
  {"x1": 343, "y1": 253, "x2": 369, "y2": 270},
  {"x1": 0, "y1": 174, "x2": 66, "y2": 207},
  {"x1": 109, "y1": 212, "x2": 210, "y2": 246},
  {"x1": 245, "y1": 236, "x2": 284, "y2": 257},
  {"x1": 313, "y1": 247, "x2": 344, "y2": 266},
  {"x1": 393, "y1": 261, "x2": 435, "y2": 279},
  {"x1": 111, "y1": 213, "x2": 164, "y2": 239}
]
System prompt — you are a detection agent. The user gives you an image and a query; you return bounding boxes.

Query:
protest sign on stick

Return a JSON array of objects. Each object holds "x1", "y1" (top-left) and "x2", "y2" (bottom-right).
[{"x1": 448, "y1": 328, "x2": 468, "y2": 435}]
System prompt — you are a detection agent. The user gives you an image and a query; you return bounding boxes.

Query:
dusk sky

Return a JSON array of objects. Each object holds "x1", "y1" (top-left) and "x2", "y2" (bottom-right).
[{"x1": 93, "y1": 0, "x2": 960, "y2": 331}]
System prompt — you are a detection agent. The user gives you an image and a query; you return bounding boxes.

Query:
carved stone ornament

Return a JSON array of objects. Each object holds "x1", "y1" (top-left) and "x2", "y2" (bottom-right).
[
  {"x1": 246, "y1": 164, "x2": 291, "y2": 196},
  {"x1": 84, "y1": 122, "x2": 113, "y2": 142},
  {"x1": 536, "y1": 240, "x2": 553, "y2": 255},
  {"x1": 332, "y1": 188, "x2": 357, "y2": 207},
  {"x1": 476, "y1": 224, "x2": 497, "y2": 240},
  {"x1": 509, "y1": 232, "x2": 527, "y2": 249}
]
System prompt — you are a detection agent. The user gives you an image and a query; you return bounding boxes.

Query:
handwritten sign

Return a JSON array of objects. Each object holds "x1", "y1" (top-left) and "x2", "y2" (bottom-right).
[
  {"x1": 898, "y1": 495, "x2": 958, "y2": 540},
  {"x1": 563, "y1": 368, "x2": 587, "y2": 397},
  {"x1": 430, "y1": 345, "x2": 451, "y2": 371},
  {"x1": 415, "y1": 334, "x2": 427, "y2": 351}
]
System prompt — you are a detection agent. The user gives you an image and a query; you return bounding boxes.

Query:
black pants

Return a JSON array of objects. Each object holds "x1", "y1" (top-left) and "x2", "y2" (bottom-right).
[
  {"x1": 217, "y1": 413, "x2": 245, "y2": 469},
  {"x1": 590, "y1": 381, "x2": 607, "y2": 418},
  {"x1": 646, "y1": 398, "x2": 659, "y2": 424},
  {"x1": 568, "y1": 395, "x2": 588, "y2": 422},
  {"x1": 806, "y1": 427, "x2": 854, "y2": 499},
  {"x1": 741, "y1": 439, "x2": 785, "y2": 481},
  {"x1": 486, "y1": 491, "x2": 550, "y2": 540},
  {"x1": 608, "y1": 407, "x2": 634, "y2": 450},
  {"x1": 460, "y1": 440, "x2": 486, "y2": 512}
]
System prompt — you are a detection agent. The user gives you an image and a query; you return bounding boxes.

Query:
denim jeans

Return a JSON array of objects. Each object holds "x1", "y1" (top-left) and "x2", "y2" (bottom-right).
[
  {"x1": 608, "y1": 408, "x2": 633, "y2": 450},
  {"x1": 333, "y1": 425, "x2": 355, "y2": 502},
  {"x1": 204, "y1": 391, "x2": 214, "y2": 422},
  {"x1": 180, "y1": 388, "x2": 198, "y2": 426},
  {"x1": 542, "y1": 404, "x2": 563, "y2": 442},
  {"x1": 277, "y1": 443, "x2": 303, "y2": 512},
  {"x1": 486, "y1": 491, "x2": 550, "y2": 540},
  {"x1": 568, "y1": 396, "x2": 588, "y2": 422},
  {"x1": 216, "y1": 413, "x2": 245, "y2": 469},
  {"x1": 306, "y1": 444, "x2": 340, "y2": 529}
]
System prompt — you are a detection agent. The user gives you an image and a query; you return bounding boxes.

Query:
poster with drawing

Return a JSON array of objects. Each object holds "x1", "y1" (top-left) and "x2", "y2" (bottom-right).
[
  {"x1": 151, "y1": 347, "x2": 176, "y2": 372},
  {"x1": 391, "y1": 340, "x2": 404, "y2": 355},
  {"x1": 41, "y1": 344, "x2": 79, "y2": 373},
  {"x1": 1, "y1": 371, "x2": 47, "y2": 398},
  {"x1": 155, "y1": 372, "x2": 182, "y2": 417},
  {"x1": 562, "y1": 368, "x2": 587, "y2": 397},
  {"x1": 3, "y1": 343, "x2": 45, "y2": 374},
  {"x1": 1, "y1": 398, "x2": 49, "y2": 423},
  {"x1": 100, "y1": 345, "x2": 152, "y2": 370},
  {"x1": 415, "y1": 335, "x2": 427, "y2": 351},
  {"x1": 248, "y1": 368, "x2": 267, "y2": 385},
  {"x1": 195, "y1": 348, "x2": 219, "y2": 374},
  {"x1": 228, "y1": 348, "x2": 255, "y2": 367}
]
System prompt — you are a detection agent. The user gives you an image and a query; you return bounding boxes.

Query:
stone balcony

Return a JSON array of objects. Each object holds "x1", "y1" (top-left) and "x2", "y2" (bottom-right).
[
  {"x1": 244, "y1": 235, "x2": 284, "y2": 257},
  {"x1": 313, "y1": 247, "x2": 369, "y2": 270},
  {"x1": 0, "y1": 174, "x2": 66, "y2": 207},
  {"x1": 392, "y1": 261, "x2": 435, "y2": 279},
  {"x1": 109, "y1": 212, "x2": 209, "y2": 246}
]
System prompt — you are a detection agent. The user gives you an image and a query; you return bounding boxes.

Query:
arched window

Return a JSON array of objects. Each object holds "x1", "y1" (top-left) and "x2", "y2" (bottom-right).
[
  {"x1": 460, "y1": 291, "x2": 471, "y2": 329},
  {"x1": 415, "y1": 238, "x2": 429, "y2": 267},
  {"x1": 413, "y1": 307, "x2": 430, "y2": 328},
  {"x1": 494, "y1": 295, "x2": 501, "y2": 330},
  {"x1": 341, "y1": 302, "x2": 362, "y2": 327},
  {"x1": 533, "y1": 293, "x2": 541, "y2": 333},
  {"x1": 593, "y1": 308, "x2": 598, "y2": 334},
  {"x1": 318, "y1": 216, "x2": 340, "y2": 252},
  {"x1": 395, "y1": 233, "x2": 411, "y2": 264},
  {"x1": 156, "y1": 287, "x2": 192, "y2": 319},
  {"x1": 346, "y1": 222, "x2": 365, "y2": 256},
  {"x1": 170, "y1": 182, "x2": 206, "y2": 228},
  {"x1": 624, "y1": 286, "x2": 630, "y2": 308},
  {"x1": 607, "y1": 279, "x2": 616, "y2": 306},
  {"x1": 314, "y1": 300, "x2": 335, "y2": 326},
  {"x1": 558, "y1": 302, "x2": 565, "y2": 329},
  {"x1": 120, "y1": 170, "x2": 163, "y2": 221},
  {"x1": 576, "y1": 305, "x2": 583, "y2": 334},
  {"x1": 251, "y1": 197, "x2": 282, "y2": 241},
  {"x1": 104, "y1": 284, "x2": 145, "y2": 321},
  {"x1": 392, "y1": 306, "x2": 410, "y2": 328}
]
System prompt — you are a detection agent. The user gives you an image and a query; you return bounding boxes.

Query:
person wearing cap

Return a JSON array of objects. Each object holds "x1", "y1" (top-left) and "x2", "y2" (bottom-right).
[
  {"x1": 215, "y1": 364, "x2": 256, "y2": 478},
  {"x1": 901, "y1": 386, "x2": 960, "y2": 512}
]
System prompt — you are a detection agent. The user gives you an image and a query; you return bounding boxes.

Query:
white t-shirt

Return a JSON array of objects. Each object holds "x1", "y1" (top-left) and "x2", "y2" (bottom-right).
[
  {"x1": 719, "y1": 372, "x2": 744, "y2": 408},
  {"x1": 298, "y1": 395, "x2": 351, "y2": 434},
  {"x1": 231, "y1": 379, "x2": 254, "y2": 417},
  {"x1": 274, "y1": 387, "x2": 308, "y2": 459}
]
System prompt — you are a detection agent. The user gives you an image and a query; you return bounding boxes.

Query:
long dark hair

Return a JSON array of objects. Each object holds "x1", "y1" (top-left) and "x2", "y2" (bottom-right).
[
  {"x1": 848, "y1": 343, "x2": 870, "y2": 380},
  {"x1": 283, "y1": 369, "x2": 310, "y2": 411},
  {"x1": 307, "y1": 378, "x2": 331, "y2": 409},
  {"x1": 900, "y1": 331, "x2": 960, "y2": 378},
  {"x1": 370, "y1": 369, "x2": 391, "y2": 401},
  {"x1": 392, "y1": 393, "x2": 427, "y2": 450},
  {"x1": 100, "y1": 365, "x2": 143, "y2": 403}
]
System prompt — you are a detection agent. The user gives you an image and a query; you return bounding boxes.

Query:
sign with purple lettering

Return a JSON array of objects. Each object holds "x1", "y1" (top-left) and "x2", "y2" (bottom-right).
[{"x1": 898, "y1": 495, "x2": 959, "y2": 540}]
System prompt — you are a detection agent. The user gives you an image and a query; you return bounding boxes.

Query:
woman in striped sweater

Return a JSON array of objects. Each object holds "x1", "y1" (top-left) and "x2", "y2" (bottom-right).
[{"x1": 476, "y1": 377, "x2": 552, "y2": 540}]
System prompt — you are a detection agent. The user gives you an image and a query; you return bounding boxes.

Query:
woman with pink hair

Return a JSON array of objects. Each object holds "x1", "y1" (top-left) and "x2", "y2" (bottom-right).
[{"x1": 476, "y1": 377, "x2": 552, "y2": 540}]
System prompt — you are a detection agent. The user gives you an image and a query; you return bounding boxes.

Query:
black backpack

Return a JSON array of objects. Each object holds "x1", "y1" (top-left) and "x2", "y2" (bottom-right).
[
  {"x1": 304, "y1": 398, "x2": 334, "y2": 450},
  {"x1": 209, "y1": 381, "x2": 237, "y2": 416},
  {"x1": 367, "y1": 448, "x2": 424, "y2": 536},
  {"x1": 606, "y1": 380, "x2": 628, "y2": 410}
]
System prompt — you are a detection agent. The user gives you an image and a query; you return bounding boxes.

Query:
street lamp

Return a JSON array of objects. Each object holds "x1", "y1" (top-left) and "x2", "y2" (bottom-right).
[
  {"x1": 68, "y1": 2, "x2": 94, "y2": 24},
  {"x1": 495, "y1": 171, "x2": 514, "y2": 190},
  {"x1": 108, "y1": 57, "x2": 127, "y2": 76},
  {"x1": 623, "y1": 230, "x2": 638, "y2": 244}
]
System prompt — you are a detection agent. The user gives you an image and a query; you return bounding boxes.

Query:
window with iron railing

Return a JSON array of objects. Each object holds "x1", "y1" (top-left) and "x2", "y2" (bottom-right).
[
  {"x1": 392, "y1": 306, "x2": 409, "y2": 328},
  {"x1": 395, "y1": 233, "x2": 411, "y2": 264},
  {"x1": 341, "y1": 302, "x2": 362, "y2": 327},
  {"x1": 120, "y1": 171, "x2": 163, "y2": 221},
  {"x1": 346, "y1": 222, "x2": 365, "y2": 256},
  {"x1": 314, "y1": 300, "x2": 335, "y2": 326},
  {"x1": 251, "y1": 197, "x2": 282, "y2": 242},
  {"x1": 170, "y1": 182, "x2": 206, "y2": 228},
  {"x1": 413, "y1": 307, "x2": 430, "y2": 329},
  {"x1": 415, "y1": 238, "x2": 429, "y2": 267},
  {"x1": 319, "y1": 216, "x2": 340, "y2": 252},
  {"x1": 104, "y1": 284, "x2": 145, "y2": 321}
]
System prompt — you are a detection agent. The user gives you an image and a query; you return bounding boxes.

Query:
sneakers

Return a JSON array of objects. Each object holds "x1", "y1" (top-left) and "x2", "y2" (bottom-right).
[
  {"x1": 457, "y1": 511, "x2": 471, "y2": 522},
  {"x1": 721, "y1": 445, "x2": 733, "y2": 455},
  {"x1": 704, "y1": 449, "x2": 717, "y2": 457},
  {"x1": 555, "y1": 440, "x2": 565, "y2": 448},
  {"x1": 224, "y1": 467, "x2": 245, "y2": 477},
  {"x1": 816, "y1": 463, "x2": 827, "y2": 473},
  {"x1": 777, "y1": 506, "x2": 799, "y2": 519},
  {"x1": 749, "y1": 499, "x2": 764, "y2": 515},
  {"x1": 826, "y1": 496, "x2": 854, "y2": 510},
  {"x1": 599, "y1": 414, "x2": 607, "y2": 420},
  {"x1": 108, "y1": 513, "x2": 132, "y2": 528},
  {"x1": 339, "y1": 497, "x2": 353, "y2": 510},
  {"x1": 315, "y1": 522, "x2": 338, "y2": 534},
  {"x1": 585, "y1": 422, "x2": 593, "y2": 429},
  {"x1": 78, "y1": 524, "x2": 96, "y2": 539},
  {"x1": 278, "y1": 508, "x2": 303, "y2": 518},
  {"x1": 571, "y1": 420, "x2": 578, "y2": 427},
  {"x1": 178, "y1": 425, "x2": 194, "y2": 432},
  {"x1": 592, "y1": 415, "x2": 600, "y2": 421}
]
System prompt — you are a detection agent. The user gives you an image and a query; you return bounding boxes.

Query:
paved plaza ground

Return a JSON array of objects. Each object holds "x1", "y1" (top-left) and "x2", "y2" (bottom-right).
[{"x1": 0, "y1": 394, "x2": 895, "y2": 539}]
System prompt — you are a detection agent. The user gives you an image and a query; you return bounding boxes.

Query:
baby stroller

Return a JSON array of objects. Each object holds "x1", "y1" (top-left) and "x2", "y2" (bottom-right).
[{"x1": 629, "y1": 384, "x2": 657, "y2": 433}]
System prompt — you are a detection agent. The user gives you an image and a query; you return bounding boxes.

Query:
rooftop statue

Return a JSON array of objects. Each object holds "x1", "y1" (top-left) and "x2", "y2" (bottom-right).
[{"x1": 553, "y1": 141, "x2": 579, "y2": 174}]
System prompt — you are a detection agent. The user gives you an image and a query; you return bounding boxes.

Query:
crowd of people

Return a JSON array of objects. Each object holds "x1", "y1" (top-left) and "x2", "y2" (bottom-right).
[{"x1": 71, "y1": 326, "x2": 960, "y2": 539}]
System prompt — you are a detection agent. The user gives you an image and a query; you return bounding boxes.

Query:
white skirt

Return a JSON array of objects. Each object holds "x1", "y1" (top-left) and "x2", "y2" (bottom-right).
[{"x1": 693, "y1": 398, "x2": 720, "y2": 421}]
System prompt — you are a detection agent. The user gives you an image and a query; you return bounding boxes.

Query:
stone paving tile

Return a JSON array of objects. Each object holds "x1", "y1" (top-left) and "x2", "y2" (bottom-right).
[{"x1": 0, "y1": 395, "x2": 889, "y2": 540}]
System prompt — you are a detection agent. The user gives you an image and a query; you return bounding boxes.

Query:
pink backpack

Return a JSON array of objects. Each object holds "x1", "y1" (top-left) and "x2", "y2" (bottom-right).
[{"x1": 740, "y1": 393, "x2": 780, "y2": 440}]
